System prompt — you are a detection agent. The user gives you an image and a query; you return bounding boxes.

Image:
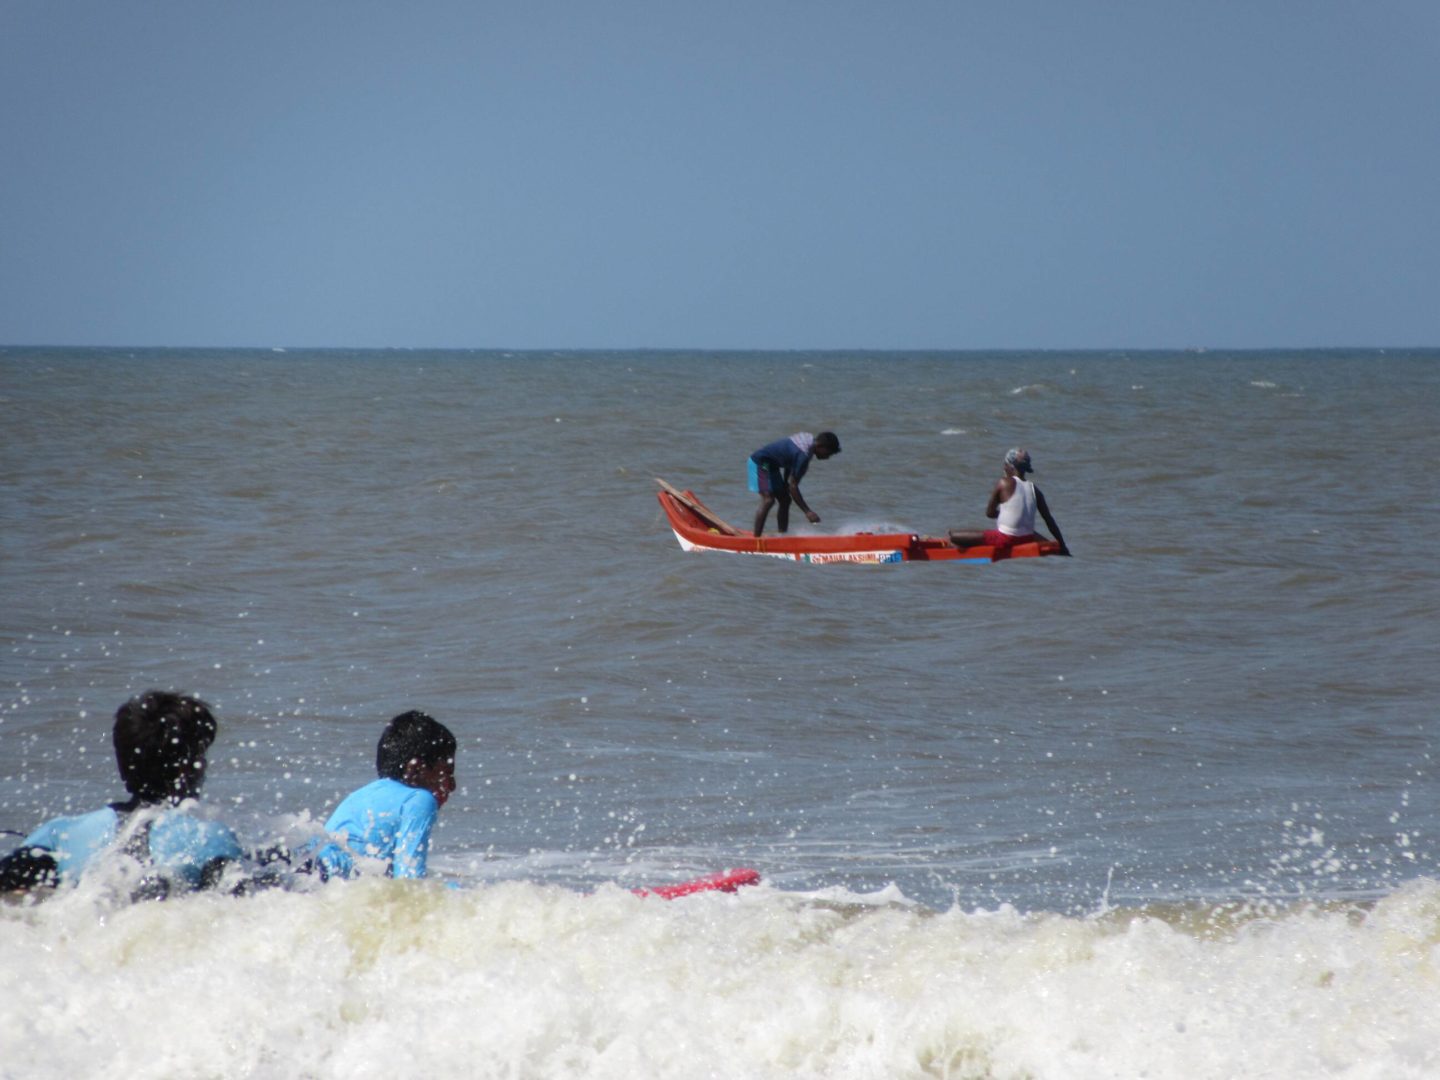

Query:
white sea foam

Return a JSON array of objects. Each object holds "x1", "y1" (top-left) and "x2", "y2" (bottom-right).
[
  {"x1": 4, "y1": 878, "x2": 1440, "y2": 1079},
  {"x1": 829, "y1": 518, "x2": 918, "y2": 536}
]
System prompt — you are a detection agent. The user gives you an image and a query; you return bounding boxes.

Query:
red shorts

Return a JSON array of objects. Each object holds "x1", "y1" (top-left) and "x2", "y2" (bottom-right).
[{"x1": 984, "y1": 529, "x2": 1039, "y2": 550}]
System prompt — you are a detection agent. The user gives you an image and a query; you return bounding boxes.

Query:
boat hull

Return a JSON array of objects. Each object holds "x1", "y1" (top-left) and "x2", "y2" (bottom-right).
[{"x1": 657, "y1": 488, "x2": 1062, "y2": 564}]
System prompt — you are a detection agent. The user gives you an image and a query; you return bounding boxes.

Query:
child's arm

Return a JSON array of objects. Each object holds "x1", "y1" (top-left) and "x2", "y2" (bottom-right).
[
  {"x1": 0, "y1": 846, "x2": 60, "y2": 892},
  {"x1": 391, "y1": 791, "x2": 439, "y2": 879}
]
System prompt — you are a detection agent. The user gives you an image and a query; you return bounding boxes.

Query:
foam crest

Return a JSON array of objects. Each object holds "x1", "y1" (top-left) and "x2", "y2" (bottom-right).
[{"x1": 5, "y1": 878, "x2": 1440, "y2": 1078}]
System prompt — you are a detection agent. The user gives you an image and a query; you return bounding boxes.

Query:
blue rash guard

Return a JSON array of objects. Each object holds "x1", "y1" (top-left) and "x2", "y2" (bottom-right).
[
  {"x1": 21, "y1": 804, "x2": 243, "y2": 888},
  {"x1": 314, "y1": 778, "x2": 439, "y2": 880}
]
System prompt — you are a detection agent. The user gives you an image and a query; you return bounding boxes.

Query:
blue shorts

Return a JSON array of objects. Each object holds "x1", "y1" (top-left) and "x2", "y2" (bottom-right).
[{"x1": 748, "y1": 458, "x2": 785, "y2": 497}]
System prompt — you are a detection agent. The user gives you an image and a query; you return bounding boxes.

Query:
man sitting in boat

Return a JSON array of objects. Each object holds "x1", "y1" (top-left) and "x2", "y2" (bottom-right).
[
  {"x1": 949, "y1": 448, "x2": 1070, "y2": 556},
  {"x1": 748, "y1": 431, "x2": 840, "y2": 536}
]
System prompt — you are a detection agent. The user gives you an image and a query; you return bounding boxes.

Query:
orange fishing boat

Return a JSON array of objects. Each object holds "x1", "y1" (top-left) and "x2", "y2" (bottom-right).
[{"x1": 656, "y1": 480, "x2": 1063, "y2": 565}]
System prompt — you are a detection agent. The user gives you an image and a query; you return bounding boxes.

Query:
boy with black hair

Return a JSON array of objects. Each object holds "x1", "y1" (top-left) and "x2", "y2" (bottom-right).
[
  {"x1": 0, "y1": 691, "x2": 243, "y2": 897},
  {"x1": 748, "y1": 430, "x2": 841, "y2": 536},
  {"x1": 313, "y1": 710, "x2": 457, "y2": 881}
]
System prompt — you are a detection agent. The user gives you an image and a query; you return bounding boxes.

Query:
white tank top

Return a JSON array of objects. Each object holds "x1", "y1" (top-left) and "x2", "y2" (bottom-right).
[{"x1": 996, "y1": 478, "x2": 1037, "y2": 536}]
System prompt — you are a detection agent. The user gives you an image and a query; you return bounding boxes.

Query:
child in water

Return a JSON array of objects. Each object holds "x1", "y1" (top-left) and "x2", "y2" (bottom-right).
[
  {"x1": 0, "y1": 690, "x2": 243, "y2": 898},
  {"x1": 312, "y1": 710, "x2": 457, "y2": 880}
]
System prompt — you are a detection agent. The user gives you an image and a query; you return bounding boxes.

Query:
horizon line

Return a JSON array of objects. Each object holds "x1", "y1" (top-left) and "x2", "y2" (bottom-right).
[{"x1": 4, "y1": 342, "x2": 1438, "y2": 355}]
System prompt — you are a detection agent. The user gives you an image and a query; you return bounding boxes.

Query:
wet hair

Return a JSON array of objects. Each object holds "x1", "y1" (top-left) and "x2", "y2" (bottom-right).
[
  {"x1": 814, "y1": 431, "x2": 841, "y2": 455},
  {"x1": 112, "y1": 691, "x2": 218, "y2": 804},
  {"x1": 376, "y1": 711, "x2": 457, "y2": 780}
]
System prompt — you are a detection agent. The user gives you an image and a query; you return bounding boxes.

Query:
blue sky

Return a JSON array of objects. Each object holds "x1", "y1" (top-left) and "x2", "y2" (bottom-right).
[{"x1": 2, "y1": 2, "x2": 1436, "y2": 349}]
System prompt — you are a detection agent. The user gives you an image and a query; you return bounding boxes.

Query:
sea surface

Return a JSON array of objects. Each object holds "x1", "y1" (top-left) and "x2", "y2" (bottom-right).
[{"x1": 2, "y1": 346, "x2": 1438, "y2": 1078}]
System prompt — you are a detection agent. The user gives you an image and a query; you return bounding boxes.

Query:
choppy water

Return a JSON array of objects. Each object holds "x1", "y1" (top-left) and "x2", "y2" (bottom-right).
[{"x1": 3, "y1": 347, "x2": 1439, "y2": 1078}]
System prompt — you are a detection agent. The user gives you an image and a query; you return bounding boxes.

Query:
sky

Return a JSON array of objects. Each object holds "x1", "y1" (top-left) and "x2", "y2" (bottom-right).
[{"x1": 2, "y1": 1, "x2": 1437, "y2": 350}]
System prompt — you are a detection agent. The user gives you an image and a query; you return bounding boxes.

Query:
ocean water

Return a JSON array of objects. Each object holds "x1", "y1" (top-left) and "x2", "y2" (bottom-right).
[{"x1": 2, "y1": 346, "x2": 1439, "y2": 1078}]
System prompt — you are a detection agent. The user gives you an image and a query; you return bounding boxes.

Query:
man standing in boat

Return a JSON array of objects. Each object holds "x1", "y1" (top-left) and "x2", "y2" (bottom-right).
[
  {"x1": 949, "y1": 448, "x2": 1070, "y2": 555},
  {"x1": 749, "y1": 431, "x2": 840, "y2": 536}
]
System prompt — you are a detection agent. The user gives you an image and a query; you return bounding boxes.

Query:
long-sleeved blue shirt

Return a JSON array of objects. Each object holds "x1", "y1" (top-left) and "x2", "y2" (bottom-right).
[
  {"x1": 22, "y1": 804, "x2": 243, "y2": 888},
  {"x1": 314, "y1": 778, "x2": 439, "y2": 879}
]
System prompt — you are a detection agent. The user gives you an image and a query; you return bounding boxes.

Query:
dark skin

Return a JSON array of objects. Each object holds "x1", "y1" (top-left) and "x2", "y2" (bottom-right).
[
  {"x1": 949, "y1": 458, "x2": 1070, "y2": 555},
  {"x1": 113, "y1": 748, "x2": 209, "y2": 812},
  {"x1": 404, "y1": 756, "x2": 457, "y2": 808},
  {"x1": 753, "y1": 445, "x2": 836, "y2": 536}
]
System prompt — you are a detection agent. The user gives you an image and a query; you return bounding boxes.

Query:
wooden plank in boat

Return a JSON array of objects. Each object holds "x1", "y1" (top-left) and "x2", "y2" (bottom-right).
[{"x1": 655, "y1": 478, "x2": 743, "y2": 536}]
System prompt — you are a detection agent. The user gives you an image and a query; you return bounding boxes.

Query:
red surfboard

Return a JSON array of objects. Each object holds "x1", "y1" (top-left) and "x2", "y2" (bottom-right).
[{"x1": 632, "y1": 867, "x2": 761, "y2": 899}]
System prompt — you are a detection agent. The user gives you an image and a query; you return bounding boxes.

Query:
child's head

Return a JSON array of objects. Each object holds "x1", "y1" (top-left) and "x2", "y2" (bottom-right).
[
  {"x1": 813, "y1": 431, "x2": 841, "y2": 459},
  {"x1": 113, "y1": 691, "x2": 218, "y2": 805},
  {"x1": 376, "y1": 711, "x2": 457, "y2": 807}
]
